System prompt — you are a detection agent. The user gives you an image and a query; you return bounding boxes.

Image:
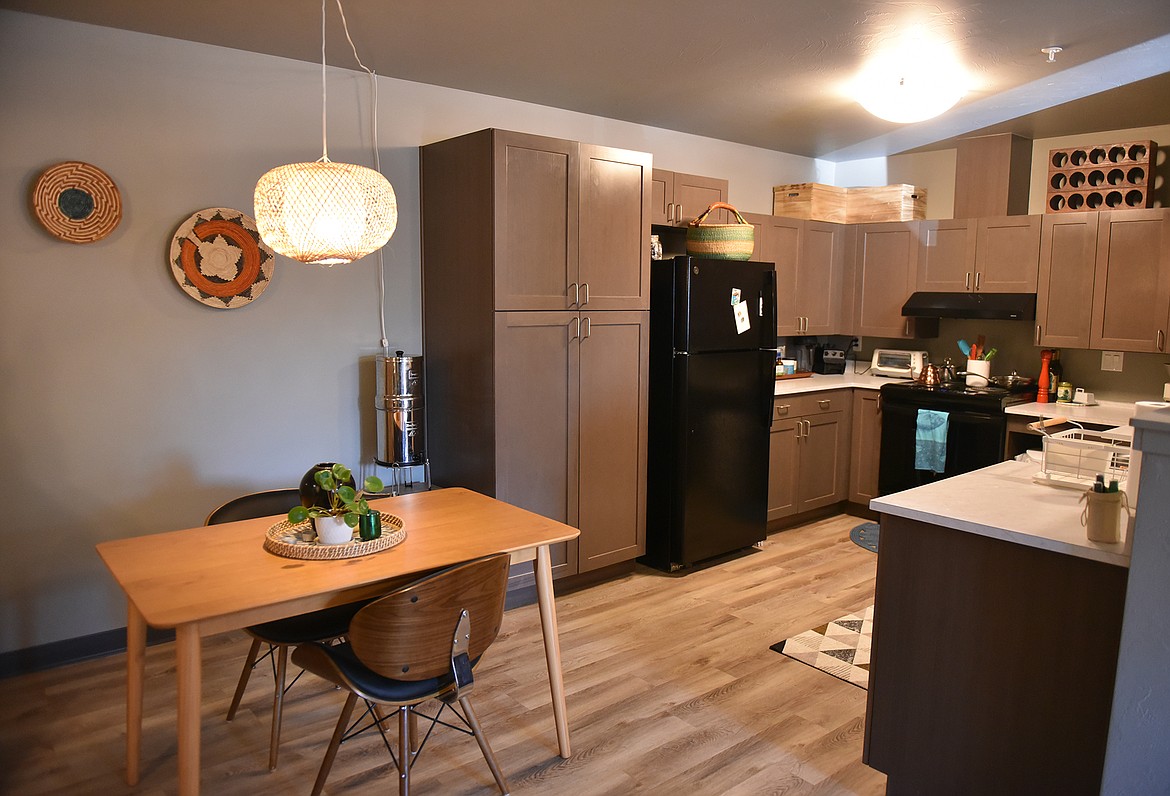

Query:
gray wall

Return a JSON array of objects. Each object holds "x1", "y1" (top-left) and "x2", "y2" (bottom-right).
[{"x1": 0, "y1": 10, "x2": 819, "y2": 654}]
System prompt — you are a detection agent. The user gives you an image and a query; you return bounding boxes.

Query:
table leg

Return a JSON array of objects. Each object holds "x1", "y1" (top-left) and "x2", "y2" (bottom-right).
[
  {"x1": 533, "y1": 544, "x2": 571, "y2": 758},
  {"x1": 176, "y1": 624, "x2": 202, "y2": 796},
  {"x1": 126, "y1": 603, "x2": 146, "y2": 786}
]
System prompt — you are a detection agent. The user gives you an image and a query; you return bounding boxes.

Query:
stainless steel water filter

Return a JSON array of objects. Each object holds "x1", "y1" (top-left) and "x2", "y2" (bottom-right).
[{"x1": 375, "y1": 352, "x2": 426, "y2": 466}]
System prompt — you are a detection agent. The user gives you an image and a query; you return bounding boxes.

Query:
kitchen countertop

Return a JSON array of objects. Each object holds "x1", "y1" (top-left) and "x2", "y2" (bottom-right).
[
  {"x1": 1006, "y1": 399, "x2": 1137, "y2": 429},
  {"x1": 774, "y1": 371, "x2": 894, "y2": 395},
  {"x1": 870, "y1": 458, "x2": 1130, "y2": 567}
]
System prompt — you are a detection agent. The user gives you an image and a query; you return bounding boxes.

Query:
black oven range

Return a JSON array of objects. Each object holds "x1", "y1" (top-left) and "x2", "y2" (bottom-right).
[{"x1": 877, "y1": 379, "x2": 1037, "y2": 496}]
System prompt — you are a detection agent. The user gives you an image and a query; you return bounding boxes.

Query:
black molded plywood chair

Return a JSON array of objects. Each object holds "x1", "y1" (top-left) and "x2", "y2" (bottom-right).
[
  {"x1": 205, "y1": 488, "x2": 367, "y2": 771},
  {"x1": 293, "y1": 553, "x2": 511, "y2": 796}
]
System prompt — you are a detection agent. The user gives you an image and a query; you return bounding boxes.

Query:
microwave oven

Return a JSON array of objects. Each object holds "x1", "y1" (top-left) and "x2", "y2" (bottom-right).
[{"x1": 871, "y1": 349, "x2": 929, "y2": 378}]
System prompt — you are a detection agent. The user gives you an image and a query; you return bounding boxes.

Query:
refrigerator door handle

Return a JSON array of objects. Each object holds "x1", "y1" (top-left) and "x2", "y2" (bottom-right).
[{"x1": 762, "y1": 350, "x2": 777, "y2": 427}]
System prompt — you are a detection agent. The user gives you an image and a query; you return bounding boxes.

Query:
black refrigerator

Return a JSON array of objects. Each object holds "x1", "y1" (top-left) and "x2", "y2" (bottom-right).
[{"x1": 641, "y1": 256, "x2": 777, "y2": 572}]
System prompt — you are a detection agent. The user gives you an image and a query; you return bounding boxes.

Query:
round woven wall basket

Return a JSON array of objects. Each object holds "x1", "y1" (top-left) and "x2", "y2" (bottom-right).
[{"x1": 685, "y1": 202, "x2": 754, "y2": 260}]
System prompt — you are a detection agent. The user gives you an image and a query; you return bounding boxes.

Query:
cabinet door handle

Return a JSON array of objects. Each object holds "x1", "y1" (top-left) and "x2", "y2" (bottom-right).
[
  {"x1": 803, "y1": 419, "x2": 811, "y2": 438},
  {"x1": 965, "y1": 272, "x2": 971, "y2": 290},
  {"x1": 582, "y1": 316, "x2": 591, "y2": 339},
  {"x1": 677, "y1": 204, "x2": 683, "y2": 223},
  {"x1": 1035, "y1": 324, "x2": 1041, "y2": 345},
  {"x1": 1160, "y1": 329, "x2": 1165, "y2": 352},
  {"x1": 581, "y1": 282, "x2": 590, "y2": 306},
  {"x1": 570, "y1": 282, "x2": 579, "y2": 307},
  {"x1": 905, "y1": 319, "x2": 911, "y2": 336},
  {"x1": 975, "y1": 272, "x2": 981, "y2": 290},
  {"x1": 667, "y1": 203, "x2": 674, "y2": 223},
  {"x1": 570, "y1": 316, "x2": 580, "y2": 340}
]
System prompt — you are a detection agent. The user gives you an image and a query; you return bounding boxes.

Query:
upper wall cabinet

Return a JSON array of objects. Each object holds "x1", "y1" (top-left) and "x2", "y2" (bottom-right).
[
  {"x1": 427, "y1": 129, "x2": 651, "y2": 312},
  {"x1": 652, "y1": 169, "x2": 730, "y2": 226},
  {"x1": 1090, "y1": 209, "x2": 1170, "y2": 353},
  {"x1": 744, "y1": 214, "x2": 850, "y2": 336},
  {"x1": 916, "y1": 216, "x2": 1040, "y2": 293},
  {"x1": 1036, "y1": 212, "x2": 1098, "y2": 349},
  {"x1": 853, "y1": 222, "x2": 932, "y2": 338},
  {"x1": 1036, "y1": 209, "x2": 1170, "y2": 352}
]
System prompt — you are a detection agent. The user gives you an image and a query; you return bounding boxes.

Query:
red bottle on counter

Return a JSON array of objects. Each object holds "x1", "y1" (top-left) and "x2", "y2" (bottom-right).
[{"x1": 1037, "y1": 349, "x2": 1052, "y2": 403}]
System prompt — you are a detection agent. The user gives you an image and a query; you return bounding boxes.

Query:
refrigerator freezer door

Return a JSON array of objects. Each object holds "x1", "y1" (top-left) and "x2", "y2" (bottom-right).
[
  {"x1": 674, "y1": 257, "x2": 776, "y2": 353},
  {"x1": 670, "y1": 349, "x2": 770, "y2": 565}
]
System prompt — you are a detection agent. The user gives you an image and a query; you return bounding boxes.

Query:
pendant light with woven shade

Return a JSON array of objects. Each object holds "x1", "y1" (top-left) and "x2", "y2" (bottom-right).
[{"x1": 254, "y1": 0, "x2": 397, "y2": 266}]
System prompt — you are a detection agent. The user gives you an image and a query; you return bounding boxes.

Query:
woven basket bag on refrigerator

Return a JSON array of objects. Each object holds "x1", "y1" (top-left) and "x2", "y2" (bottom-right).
[{"x1": 684, "y1": 202, "x2": 755, "y2": 260}]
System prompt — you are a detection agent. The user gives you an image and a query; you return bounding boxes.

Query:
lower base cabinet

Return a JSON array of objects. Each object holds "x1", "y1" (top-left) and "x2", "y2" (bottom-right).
[
  {"x1": 495, "y1": 311, "x2": 649, "y2": 578},
  {"x1": 865, "y1": 514, "x2": 1126, "y2": 793},
  {"x1": 848, "y1": 389, "x2": 881, "y2": 504},
  {"x1": 768, "y1": 390, "x2": 851, "y2": 521}
]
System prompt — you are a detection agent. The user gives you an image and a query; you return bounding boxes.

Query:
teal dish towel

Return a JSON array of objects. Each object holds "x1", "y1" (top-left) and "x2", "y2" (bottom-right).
[{"x1": 914, "y1": 409, "x2": 949, "y2": 474}]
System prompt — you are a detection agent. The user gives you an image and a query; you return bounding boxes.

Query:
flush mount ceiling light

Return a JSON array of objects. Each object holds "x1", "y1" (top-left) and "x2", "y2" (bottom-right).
[
  {"x1": 853, "y1": 29, "x2": 968, "y2": 124},
  {"x1": 254, "y1": 0, "x2": 397, "y2": 266}
]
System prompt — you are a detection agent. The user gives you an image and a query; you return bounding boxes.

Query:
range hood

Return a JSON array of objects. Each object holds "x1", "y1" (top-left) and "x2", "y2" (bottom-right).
[{"x1": 901, "y1": 292, "x2": 1036, "y2": 320}]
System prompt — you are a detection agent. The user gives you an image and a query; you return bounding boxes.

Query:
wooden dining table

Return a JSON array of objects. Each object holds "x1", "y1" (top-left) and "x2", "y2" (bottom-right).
[{"x1": 96, "y1": 487, "x2": 580, "y2": 796}]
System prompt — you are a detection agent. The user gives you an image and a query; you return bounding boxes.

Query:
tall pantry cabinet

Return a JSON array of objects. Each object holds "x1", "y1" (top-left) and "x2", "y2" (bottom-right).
[{"x1": 420, "y1": 129, "x2": 652, "y2": 581}]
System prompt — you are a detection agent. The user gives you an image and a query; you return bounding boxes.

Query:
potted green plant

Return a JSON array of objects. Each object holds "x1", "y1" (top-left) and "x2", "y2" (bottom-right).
[{"x1": 287, "y1": 463, "x2": 384, "y2": 545}]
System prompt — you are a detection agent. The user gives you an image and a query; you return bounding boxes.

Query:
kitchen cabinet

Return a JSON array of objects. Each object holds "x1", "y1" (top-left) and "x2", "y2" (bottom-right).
[
  {"x1": 799, "y1": 220, "x2": 851, "y2": 334},
  {"x1": 852, "y1": 222, "x2": 935, "y2": 339},
  {"x1": 848, "y1": 389, "x2": 881, "y2": 505},
  {"x1": 1036, "y1": 212, "x2": 1097, "y2": 348},
  {"x1": 426, "y1": 129, "x2": 650, "y2": 312},
  {"x1": 495, "y1": 311, "x2": 649, "y2": 573},
  {"x1": 865, "y1": 513, "x2": 1126, "y2": 792},
  {"x1": 916, "y1": 216, "x2": 1040, "y2": 293},
  {"x1": 420, "y1": 128, "x2": 652, "y2": 580},
  {"x1": 768, "y1": 390, "x2": 852, "y2": 522},
  {"x1": 744, "y1": 214, "x2": 850, "y2": 335},
  {"x1": 652, "y1": 168, "x2": 729, "y2": 226},
  {"x1": 1090, "y1": 208, "x2": 1170, "y2": 353},
  {"x1": 743, "y1": 212, "x2": 800, "y2": 335},
  {"x1": 1036, "y1": 208, "x2": 1170, "y2": 352}
]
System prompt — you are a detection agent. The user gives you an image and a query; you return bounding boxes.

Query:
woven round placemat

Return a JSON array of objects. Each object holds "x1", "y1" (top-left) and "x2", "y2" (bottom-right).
[
  {"x1": 32, "y1": 161, "x2": 122, "y2": 243},
  {"x1": 263, "y1": 512, "x2": 405, "y2": 560}
]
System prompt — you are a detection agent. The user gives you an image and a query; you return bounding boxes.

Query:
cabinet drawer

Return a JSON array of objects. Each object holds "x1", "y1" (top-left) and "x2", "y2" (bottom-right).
[{"x1": 774, "y1": 389, "x2": 850, "y2": 420}]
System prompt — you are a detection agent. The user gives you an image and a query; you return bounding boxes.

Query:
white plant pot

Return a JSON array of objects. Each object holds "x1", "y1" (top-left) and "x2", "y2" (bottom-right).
[{"x1": 314, "y1": 514, "x2": 353, "y2": 545}]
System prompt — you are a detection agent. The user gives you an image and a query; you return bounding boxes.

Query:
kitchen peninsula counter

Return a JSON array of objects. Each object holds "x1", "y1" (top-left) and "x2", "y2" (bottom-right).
[
  {"x1": 1007, "y1": 398, "x2": 1136, "y2": 429},
  {"x1": 864, "y1": 459, "x2": 1129, "y2": 793},
  {"x1": 870, "y1": 458, "x2": 1130, "y2": 566}
]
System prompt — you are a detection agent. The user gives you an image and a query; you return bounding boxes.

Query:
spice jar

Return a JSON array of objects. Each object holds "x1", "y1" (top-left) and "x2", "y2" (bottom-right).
[{"x1": 1057, "y1": 381, "x2": 1074, "y2": 402}]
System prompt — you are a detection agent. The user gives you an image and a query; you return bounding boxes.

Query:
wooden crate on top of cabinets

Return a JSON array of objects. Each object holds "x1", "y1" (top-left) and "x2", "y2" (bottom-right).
[
  {"x1": 846, "y1": 184, "x2": 926, "y2": 223},
  {"x1": 773, "y1": 183, "x2": 847, "y2": 223}
]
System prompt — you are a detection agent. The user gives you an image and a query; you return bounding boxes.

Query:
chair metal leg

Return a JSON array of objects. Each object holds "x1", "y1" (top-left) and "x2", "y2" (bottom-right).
[
  {"x1": 226, "y1": 638, "x2": 263, "y2": 722},
  {"x1": 459, "y1": 695, "x2": 509, "y2": 795},
  {"x1": 398, "y1": 705, "x2": 412, "y2": 796},
  {"x1": 268, "y1": 644, "x2": 288, "y2": 770},
  {"x1": 312, "y1": 692, "x2": 357, "y2": 796},
  {"x1": 409, "y1": 708, "x2": 420, "y2": 753}
]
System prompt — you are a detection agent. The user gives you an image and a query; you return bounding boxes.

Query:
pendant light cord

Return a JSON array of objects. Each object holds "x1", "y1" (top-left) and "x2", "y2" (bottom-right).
[
  {"x1": 320, "y1": 0, "x2": 329, "y2": 162},
  {"x1": 334, "y1": 0, "x2": 391, "y2": 354}
]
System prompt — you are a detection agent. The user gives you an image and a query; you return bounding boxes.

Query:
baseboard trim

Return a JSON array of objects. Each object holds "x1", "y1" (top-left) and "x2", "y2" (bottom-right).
[{"x1": 0, "y1": 626, "x2": 176, "y2": 680}]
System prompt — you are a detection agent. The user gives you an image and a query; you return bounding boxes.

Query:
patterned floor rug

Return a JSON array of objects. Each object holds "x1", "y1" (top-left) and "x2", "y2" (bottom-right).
[
  {"x1": 770, "y1": 605, "x2": 874, "y2": 689},
  {"x1": 849, "y1": 522, "x2": 879, "y2": 553}
]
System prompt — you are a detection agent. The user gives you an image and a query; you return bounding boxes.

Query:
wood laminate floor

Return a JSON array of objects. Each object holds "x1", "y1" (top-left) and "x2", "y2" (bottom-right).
[{"x1": 0, "y1": 513, "x2": 884, "y2": 795}]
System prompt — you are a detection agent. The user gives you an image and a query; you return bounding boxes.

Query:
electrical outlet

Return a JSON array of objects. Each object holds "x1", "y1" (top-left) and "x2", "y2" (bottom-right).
[
  {"x1": 1101, "y1": 351, "x2": 1125, "y2": 372},
  {"x1": 850, "y1": 336, "x2": 861, "y2": 350}
]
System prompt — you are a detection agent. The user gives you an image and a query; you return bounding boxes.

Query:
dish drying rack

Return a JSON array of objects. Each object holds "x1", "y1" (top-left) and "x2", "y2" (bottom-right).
[{"x1": 1029, "y1": 419, "x2": 1131, "y2": 490}]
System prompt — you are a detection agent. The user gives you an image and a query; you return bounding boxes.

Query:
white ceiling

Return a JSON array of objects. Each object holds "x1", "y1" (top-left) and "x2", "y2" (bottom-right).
[{"x1": 4, "y1": 0, "x2": 1170, "y2": 161}]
